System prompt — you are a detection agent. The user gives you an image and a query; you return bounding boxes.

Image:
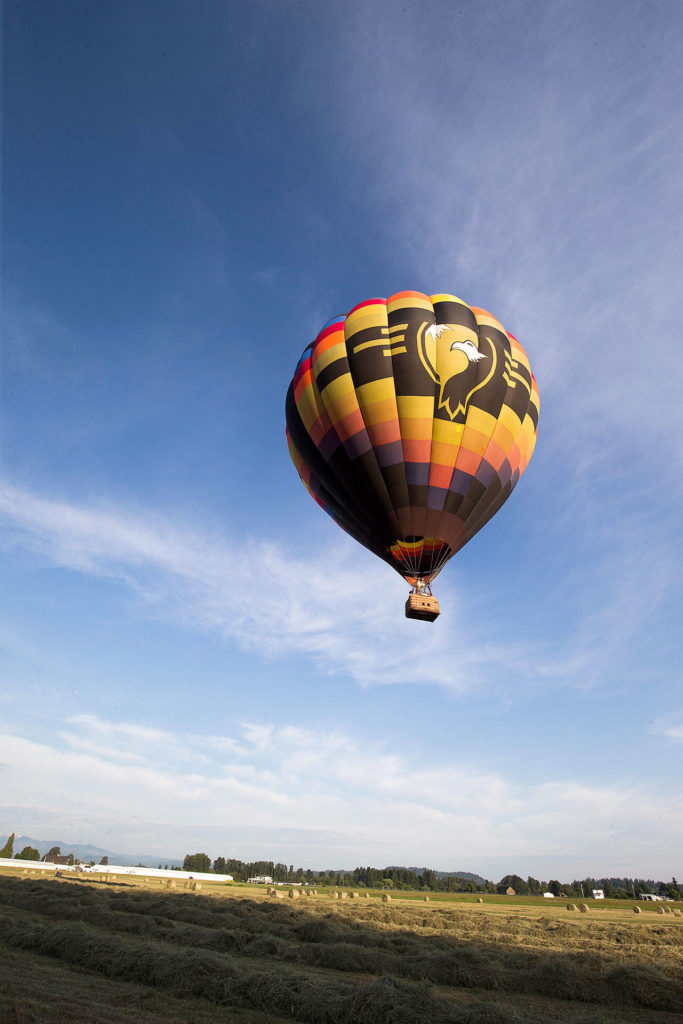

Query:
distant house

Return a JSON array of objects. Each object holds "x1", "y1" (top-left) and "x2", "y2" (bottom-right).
[
  {"x1": 505, "y1": 887, "x2": 515, "y2": 896},
  {"x1": 639, "y1": 893, "x2": 664, "y2": 901},
  {"x1": 592, "y1": 889, "x2": 604, "y2": 899},
  {"x1": 543, "y1": 892, "x2": 555, "y2": 898},
  {"x1": 43, "y1": 855, "x2": 71, "y2": 866},
  {"x1": 247, "y1": 876, "x2": 273, "y2": 884}
]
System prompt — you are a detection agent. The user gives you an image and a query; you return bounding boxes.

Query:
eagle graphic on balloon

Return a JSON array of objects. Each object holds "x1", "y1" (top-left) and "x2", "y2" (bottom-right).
[{"x1": 285, "y1": 291, "x2": 538, "y2": 621}]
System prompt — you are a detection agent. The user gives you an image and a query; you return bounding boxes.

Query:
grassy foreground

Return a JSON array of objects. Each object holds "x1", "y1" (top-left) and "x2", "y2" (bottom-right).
[{"x1": 1, "y1": 872, "x2": 681, "y2": 1023}]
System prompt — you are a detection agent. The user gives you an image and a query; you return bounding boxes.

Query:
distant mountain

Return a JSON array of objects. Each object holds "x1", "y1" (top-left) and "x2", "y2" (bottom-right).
[
  {"x1": 3, "y1": 835, "x2": 183, "y2": 868},
  {"x1": 3, "y1": 835, "x2": 486, "y2": 882}
]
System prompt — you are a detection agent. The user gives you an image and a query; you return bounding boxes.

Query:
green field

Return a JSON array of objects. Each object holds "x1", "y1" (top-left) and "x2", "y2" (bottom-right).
[{"x1": 1, "y1": 869, "x2": 681, "y2": 1023}]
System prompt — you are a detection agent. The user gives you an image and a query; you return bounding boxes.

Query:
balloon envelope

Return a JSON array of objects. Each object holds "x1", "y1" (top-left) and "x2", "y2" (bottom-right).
[{"x1": 285, "y1": 291, "x2": 539, "y2": 585}]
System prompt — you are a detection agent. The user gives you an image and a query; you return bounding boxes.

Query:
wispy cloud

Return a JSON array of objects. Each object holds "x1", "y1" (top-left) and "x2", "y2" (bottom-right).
[
  {"x1": 1, "y1": 712, "x2": 680, "y2": 875},
  {"x1": 649, "y1": 714, "x2": 683, "y2": 743},
  {"x1": 328, "y1": 2, "x2": 683, "y2": 481},
  {"x1": 0, "y1": 480, "x2": 529, "y2": 692},
  {"x1": 1, "y1": 479, "x2": 675, "y2": 697}
]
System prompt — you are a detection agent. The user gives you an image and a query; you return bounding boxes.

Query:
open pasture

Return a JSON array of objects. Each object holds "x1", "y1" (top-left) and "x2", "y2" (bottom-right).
[{"x1": 1, "y1": 872, "x2": 681, "y2": 1023}]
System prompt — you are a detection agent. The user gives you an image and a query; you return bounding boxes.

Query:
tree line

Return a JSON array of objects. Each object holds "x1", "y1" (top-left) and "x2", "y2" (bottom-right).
[
  {"x1": 179, "y1": 849, "x2": 681, "y2": 899},
  {"x1": 2, "y1": 832, "x2": 679, "y2": 900}
]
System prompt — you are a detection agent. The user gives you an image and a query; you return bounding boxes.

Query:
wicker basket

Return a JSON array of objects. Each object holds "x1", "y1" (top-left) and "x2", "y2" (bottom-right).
[{"x1": 405, "y1": 593, "x2": 440, "y2": 622}]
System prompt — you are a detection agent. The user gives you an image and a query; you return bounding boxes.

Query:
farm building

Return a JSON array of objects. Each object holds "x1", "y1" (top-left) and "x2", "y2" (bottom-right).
[
  {"x1": 543, "y1": 892, "x2": 555, "y2": 898},
  {"x1": 0, "y1": 858, "x2": 233, "y2": 882},
  {"x1": 638, "y1": 893, "x2": 665, "y2": 901},
  {"x1": 592, "y1": 889, "x2": 605, "y2": 899},
  {"x1": 0, "y1": 857, "x2": 60, "y2": 873},
  {"x1": 247, "y1": 875, "x2": 273, "y2": 884}
]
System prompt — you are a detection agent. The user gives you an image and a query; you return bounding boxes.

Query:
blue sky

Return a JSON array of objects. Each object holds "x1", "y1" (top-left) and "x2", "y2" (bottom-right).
[{"x1": 1, "y1": 0, "x2": 681, "y2": 880}]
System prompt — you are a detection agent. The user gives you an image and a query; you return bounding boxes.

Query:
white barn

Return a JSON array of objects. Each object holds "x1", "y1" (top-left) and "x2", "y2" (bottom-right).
[
  {"x1": 1, "y1": 857, "x2": 232, "y2": 883},
  {"x1": 82, "y1": 864, "x2": 234, "y2": 882}
]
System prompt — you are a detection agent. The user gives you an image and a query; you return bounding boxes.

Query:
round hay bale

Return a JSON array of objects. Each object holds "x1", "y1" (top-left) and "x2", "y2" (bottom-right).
[
  {"x1": 476, "y1": 897, "x2": 483, "y2": 903},
  {"x1": 423, "y1": 895, "x2": 430, "y2": 902},
  {"x1": 566, "y1": 903, "x2": 576, "y2": 911},
  {"x1": 382, "y1": 893, "x2": 392, "y2": 903},
  {"x1": 633, "y1": 905, "x2": 641, "y2": 914},
  {"x1": 673, "y1": 908, "x2": 681, "y2": 916},
  {"x1": 364, "y1": 892, "x2": 370, "y2": 898},
  {"x1": 288, "y1": 890, "x2": 295, "y2": 898},
  {"x1": 579, "y1": 903, "x2": 589, "y2": 912},
  {"x1": 350, "y1": 891, "x2": 358, "y2": 899},
  {"x1": 657, "y1": 906, "x2": 665, "y2": 914},
  {"x1": 663, "y1": 905, "x2": 671, "y2": 913},
  {"x1": 339, "y1": 891, "x2": 348, "y2": 900}
]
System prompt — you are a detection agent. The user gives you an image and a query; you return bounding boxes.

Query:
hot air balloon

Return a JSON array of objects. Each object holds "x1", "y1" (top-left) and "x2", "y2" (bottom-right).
[{"x1": 285, "y1": 291, "x2": 539, "y2": 621}]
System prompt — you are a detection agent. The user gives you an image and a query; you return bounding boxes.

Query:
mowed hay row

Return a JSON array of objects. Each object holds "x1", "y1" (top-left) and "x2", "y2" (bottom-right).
[
  {"x1": 0, "y1": 913, "x2": 531, "y2": 1024},
  {"x1": 2, "y1": 877, "x2": 682, "y2": 1017},
  {"x1": 4, "y1": 876, "x2": 682, "y2": 966}
]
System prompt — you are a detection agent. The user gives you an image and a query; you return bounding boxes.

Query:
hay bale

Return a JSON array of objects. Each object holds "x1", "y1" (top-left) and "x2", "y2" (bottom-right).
[
  {"x1": 657, "y1": 906, "x2": 665, "y2": 914},
  {"x1": 423, "y1": 896, "x2": 430, "y2": 902},
  {"x1": 288, "y1": 890, "x2": 296, "y2": 898},
  {"x1": 339, "y1": 891, "x2": 348, "y2": 900},
  {"x1": 579, "y1": 903, "x2": 589, "y2": 913},
  {"x1": 566, "y1": 903, "x2": 576, "y2": 911},
  {"x1": 633, "y1": 905, "x2": 641, "y2": 913},
  {"x1": 662, "y1": 905, "x2": 671, "y2": 913},
  {"x1": 381, "y1": 893, "x2": 392, "y2": 903},
  {"x1": 673, "y1": 908, "x2": 681, "y2": 916},
  {"x1": 363, "y1": 892, "x2": 370, "y2": 898},
  {"x1": 476, "y1": 897, "x2": 483, "y2": 903}
]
